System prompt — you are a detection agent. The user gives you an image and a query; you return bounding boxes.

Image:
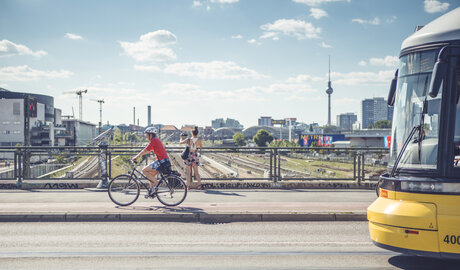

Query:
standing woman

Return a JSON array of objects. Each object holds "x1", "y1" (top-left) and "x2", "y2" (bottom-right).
[{"x1": 180, "y1": 126, "x2": 203, "y2": 190}]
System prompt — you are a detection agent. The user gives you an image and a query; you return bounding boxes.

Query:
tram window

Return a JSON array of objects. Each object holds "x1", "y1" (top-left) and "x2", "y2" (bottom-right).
[{"x1": 454, "y1": 71, "x2": 460, "y2": 167}]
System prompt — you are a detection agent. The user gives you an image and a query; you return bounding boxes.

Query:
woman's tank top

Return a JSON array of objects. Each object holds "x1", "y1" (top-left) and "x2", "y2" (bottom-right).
[{"x1": 190, "y1": 137, "x2": 199, "y2": 151}]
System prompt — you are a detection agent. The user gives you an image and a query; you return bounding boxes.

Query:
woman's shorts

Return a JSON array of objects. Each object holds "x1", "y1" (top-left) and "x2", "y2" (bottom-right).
[
  {"x1": 184, "y1": 152, "x2": 200, "y2": 166},
  {"x1": 149, "y1": 158, "x2": 171, "y2": 173}
]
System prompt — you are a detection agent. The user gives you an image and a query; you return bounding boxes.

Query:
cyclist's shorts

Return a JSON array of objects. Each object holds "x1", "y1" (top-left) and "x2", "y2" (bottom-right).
[{"x1": 150, "y1": 158, "x2": 171, "y2": 172}]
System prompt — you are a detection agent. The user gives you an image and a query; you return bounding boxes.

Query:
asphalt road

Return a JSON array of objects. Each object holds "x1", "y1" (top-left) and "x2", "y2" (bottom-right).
[{"x1": 0, "y1": 221, "x2": 458, "y2": 269}]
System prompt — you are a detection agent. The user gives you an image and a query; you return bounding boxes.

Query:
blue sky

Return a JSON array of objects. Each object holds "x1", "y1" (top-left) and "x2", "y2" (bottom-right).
[{"x1": 1, "y1": 0, "x2": 459, "y2": 128}]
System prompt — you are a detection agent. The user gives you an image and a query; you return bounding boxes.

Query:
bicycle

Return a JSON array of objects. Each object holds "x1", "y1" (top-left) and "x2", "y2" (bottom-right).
[{"x1": 108, "y1": 161, "x2": 187, "y2": 207}]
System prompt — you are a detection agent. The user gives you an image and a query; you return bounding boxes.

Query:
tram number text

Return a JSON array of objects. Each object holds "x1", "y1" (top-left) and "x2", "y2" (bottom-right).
[{"x1": 443, "y1": 235, "x2": 460, "y2": 245}]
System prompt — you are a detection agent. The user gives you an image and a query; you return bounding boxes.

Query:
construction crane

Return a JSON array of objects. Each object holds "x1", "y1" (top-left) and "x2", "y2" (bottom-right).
[
  {"x1": 90, "y1": 98, "x2": 105, "y2": 134},
  {"x1": 62, "y1": 89, "x2": 88, "y2": 120}
]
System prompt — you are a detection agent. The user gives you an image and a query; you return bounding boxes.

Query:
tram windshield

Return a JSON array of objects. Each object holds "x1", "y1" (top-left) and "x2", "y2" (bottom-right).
[{"x1": 390, "y1": 49, "x2": 441, "y2": 171}]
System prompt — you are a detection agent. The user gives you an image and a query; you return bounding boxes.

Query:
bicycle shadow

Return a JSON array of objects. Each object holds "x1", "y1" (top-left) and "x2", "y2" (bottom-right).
[
  {"x1": 203, "y1": 189, "x2": 246, "y2": 197},
  {"x1": 115, "y1": 205, "x2": 205, "y2": 213}
]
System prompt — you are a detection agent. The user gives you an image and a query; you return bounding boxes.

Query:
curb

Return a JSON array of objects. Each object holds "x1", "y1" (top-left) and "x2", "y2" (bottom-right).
[{"x1": 0, "y1": 212, "x2": 367, "y2": 223}]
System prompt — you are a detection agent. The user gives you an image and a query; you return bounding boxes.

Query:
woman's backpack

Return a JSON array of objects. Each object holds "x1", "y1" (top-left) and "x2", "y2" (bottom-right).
[{"x1": 181, "y1": 143, "x2": 190, "y2": 160}]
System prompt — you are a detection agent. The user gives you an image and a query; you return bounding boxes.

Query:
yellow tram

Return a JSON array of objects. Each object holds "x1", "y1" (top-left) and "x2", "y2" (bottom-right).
[{"x1": 367, "y1": 7, "x2": 460, "y2": 259}]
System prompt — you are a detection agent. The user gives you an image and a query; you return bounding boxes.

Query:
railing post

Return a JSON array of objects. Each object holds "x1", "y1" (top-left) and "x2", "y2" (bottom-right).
[
  {"x1": 96, "y1": 143, "x2": 109, "y2": 189},
  {"x1": 269, "y1": 148, "x2": 273, "y2": 181},
  {"x1": 357, "y1": 152, "x2": 361, "y2": 185},
  {"x1": 108, "y1": 151, "x2": 112, "y2": 180},
  {"x1": 13, "y1": 149, "x2": 18, "y2": 180},
  {"x1": 16, "y1": 148, "x2": 23, "y2": 187},
  {"x1": 353, "y1": 152, "x2": 357, "y2": 181},
  {"x1": 277, "y1": 149, "x2": 281, "y2": 182}
]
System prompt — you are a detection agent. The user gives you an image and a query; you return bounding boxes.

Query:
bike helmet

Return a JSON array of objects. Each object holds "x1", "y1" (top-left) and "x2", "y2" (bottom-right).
[{"x1": 144, "y1": 127, "x2": 158, "y2": 135}]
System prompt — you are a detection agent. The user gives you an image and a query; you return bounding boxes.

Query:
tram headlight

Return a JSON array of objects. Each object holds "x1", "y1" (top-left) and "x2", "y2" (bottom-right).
[{"x1": 401, "y1": 181, "x2": 460, "y2": 193}]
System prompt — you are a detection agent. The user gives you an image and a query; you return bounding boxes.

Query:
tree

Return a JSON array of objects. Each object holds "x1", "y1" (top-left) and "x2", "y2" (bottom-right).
[
  {"x1": 253, "y1": 129, "x2": 273, "y2": 147},
  {"x1": 113, "y1": 128, "x2": 123, "y2": 144},
  {"x1": 369, "y1": 120, "x2": 392, "y2": 129},
  {"x1": 233, "y1": 132, "x2": 246, "y2": 146}
]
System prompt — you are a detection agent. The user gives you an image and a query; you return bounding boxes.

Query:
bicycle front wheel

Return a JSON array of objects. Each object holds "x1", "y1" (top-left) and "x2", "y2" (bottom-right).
[
  {"x1": 108, "y1": 174, "x2": 140, "y2": 206},
  {"x1": 156, "y1": 175, "x2": 187, "y2": 206}
]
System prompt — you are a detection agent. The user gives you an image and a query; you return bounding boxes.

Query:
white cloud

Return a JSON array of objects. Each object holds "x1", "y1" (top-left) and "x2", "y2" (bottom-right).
[
  {"x1": 260, "y1": 19, "x2": 321, "y2": 40},
  {"x1": 0, "y1": 40, "x2": 47, "y2": 58},
  {"x1": 320, "y1": 41, "x2": 332, "y2": 48},
  {"x1": 231, "y1": 35, "x2": 243, "y2": 39},
  {"x1": 0, "y1": 65, "x2": 73, "y2": 81},
  {"x1": 133, "y1": 64, "x2": 161, "y2": 72},
  {"x1": 160, "y1": 82, "x2": 318, "y2": 103},
  {"x1": 248, "y1": 39, "x2": 261, "y2": 45},
  {"x1": 352, "y1": 17, "x2": 380, "y2": 25},
  {"x1": 119, "y1": 30, "x2": 178, "y2": 62},
  {"x1": 193, "y1": 1, "x2": 203, "y2": 7},
  {"x1": 260, "y1": 32, "x2": 278, "y2": 40},
  {"x1": 369, "y1": 56, "x2": 399, "y2": 67},
  {"x1": 293, "y1": 0, "x2": 349, "y2": 6},
  {"x1": 359, "y1": 56, "x2": 398, "y2": 67},
  {"x1": 210, "y1": 0, "x2": 239, "y2": 3},
  {"x1": 310, "y1": 8, "x2": 328, "y2": 19},
  {"x1": 65, "y1": 33, "x2": 83, "y2": 40},
  {"x1": 424, "y1": 0, "x2": 450, "y2": 13},
  {"x1": 386, "y1": 16, "x2": 397, "y2": 23},
  {"x1": 286, "y1": 74, "x2": 323, "y2": 83},
  {"x1": 163, "y1": 61, "x2": 267, "y2": 79},
  {"x1": 332, "y1": 70, "x2": 394, "y2": 85}
]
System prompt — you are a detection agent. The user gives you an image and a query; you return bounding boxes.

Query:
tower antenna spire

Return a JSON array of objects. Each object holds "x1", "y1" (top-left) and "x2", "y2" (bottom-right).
[{"x1": 326, "y1": 55, "x2": 334, "y2": 126}]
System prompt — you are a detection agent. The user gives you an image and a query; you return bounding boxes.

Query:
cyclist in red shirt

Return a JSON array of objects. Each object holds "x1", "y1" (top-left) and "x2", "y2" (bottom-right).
[{"x1": 132, "y1": 127, "x2": 170, "y2": 193}]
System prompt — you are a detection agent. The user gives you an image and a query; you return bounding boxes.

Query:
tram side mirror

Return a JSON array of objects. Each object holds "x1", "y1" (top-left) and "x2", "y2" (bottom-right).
[
  {"x1": 387, "y1": 69, "x2": 398, "y2": 106},
  {"x1": 429, "y1": 59, "x2": 447, "y2": 98}
]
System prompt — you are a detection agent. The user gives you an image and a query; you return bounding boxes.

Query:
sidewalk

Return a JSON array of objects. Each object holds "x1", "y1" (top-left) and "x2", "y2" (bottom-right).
[{"x1": 0, "y1": 189, "x2": 375, "y2": 223}]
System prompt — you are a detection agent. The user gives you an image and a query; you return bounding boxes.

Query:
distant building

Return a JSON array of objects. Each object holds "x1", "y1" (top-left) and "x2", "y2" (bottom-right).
[
  {"x1": 337, "y1": 113, "x2": 357, "y2": 131},
  {"x1": 211, "y1": 118, "x2": 225, "y2": 129},
  {"x1": 61, "y1": 119, "x2": 97, "y2": 146},
  {"x1": 212, "y1": 118, "x2": 243, "y2": 129},
  {"x1": 387, "y1": 106, "x2": 394, "y2": 122},
  {"x1": 344, "y1": 129, "x2": 391, "y2": 148},
  {"x1": 181, "y1": 125, "x2": 195, "y2": 133},
  {"x1": 283, "y1": 118, "x2": 297, "y2": 127},
  {"x1": 0, "y1": 88, "x2": 67, "y2": 146},
  {"x1": 160, "y1": 125, "x2": 178, "y2": 134},
  {"x1": 258, "y1": 116, "x2": 272, "y2": 127},
  {"x1": 361, "y1": 97, "x2": 392, "y2": 129}
]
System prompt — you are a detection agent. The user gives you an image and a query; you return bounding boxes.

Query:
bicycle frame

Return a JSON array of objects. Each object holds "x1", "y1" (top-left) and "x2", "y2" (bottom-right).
[{"x1": 127, "y1": 165, "x2": 165, "y2": 192}]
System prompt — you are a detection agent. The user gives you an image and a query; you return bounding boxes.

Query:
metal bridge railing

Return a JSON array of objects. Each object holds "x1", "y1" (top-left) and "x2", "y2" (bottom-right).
[{"x1": 0, "y1": 146, "x2": 389, "y2": 184}]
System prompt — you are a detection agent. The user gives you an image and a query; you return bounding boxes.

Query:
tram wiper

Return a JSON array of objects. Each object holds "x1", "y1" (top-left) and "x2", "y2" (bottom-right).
[{"x1": 390, "y1": 125, "x2": 419, "y2": 177}]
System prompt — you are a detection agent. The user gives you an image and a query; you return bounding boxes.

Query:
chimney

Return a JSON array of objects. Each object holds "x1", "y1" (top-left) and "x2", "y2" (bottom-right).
[
  {"x1": 148, "y1": 105, "x2": 151, "y2": 126},
  {"x1": 133, "y1": 107, "x2": 136, "y2": 125}
]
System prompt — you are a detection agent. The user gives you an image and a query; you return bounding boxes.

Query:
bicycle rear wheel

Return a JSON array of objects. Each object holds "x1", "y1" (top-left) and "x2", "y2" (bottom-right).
[
  {"x1": 156, "y1": 174, "x2": 187, "y2": 206},
  {"x1": 108, "y1": 174, "x2": 140, "y2": 206}
]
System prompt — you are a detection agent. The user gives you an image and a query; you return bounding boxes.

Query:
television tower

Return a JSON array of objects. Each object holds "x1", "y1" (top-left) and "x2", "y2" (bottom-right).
[{"x1": 326, "y1": 56, "x2": 334, "y2": 126}]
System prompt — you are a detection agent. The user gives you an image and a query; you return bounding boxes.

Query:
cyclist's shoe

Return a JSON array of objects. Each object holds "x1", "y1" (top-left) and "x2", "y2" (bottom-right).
[{"x1": 147, "y1": 187, "x2": 158, "y2": 198}]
